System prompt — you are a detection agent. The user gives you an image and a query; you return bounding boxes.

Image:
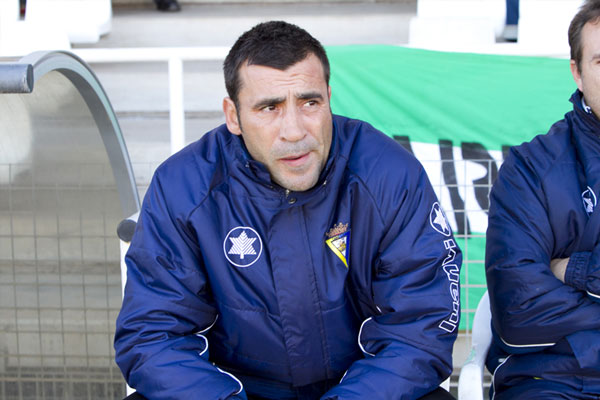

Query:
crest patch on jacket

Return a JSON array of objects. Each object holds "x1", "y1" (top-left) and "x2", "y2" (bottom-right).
[{"x1": 326, "y1": 222, "x2": 350, "y2": 268}]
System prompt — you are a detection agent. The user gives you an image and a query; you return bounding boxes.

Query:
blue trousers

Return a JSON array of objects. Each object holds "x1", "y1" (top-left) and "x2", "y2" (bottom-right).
[
  {"x1": 125, "y1": 386, "x2": 455, "y2": 400},
  {"x1": 506, "y1": 0, "x2": 519, "y2": 25},
  {"x1": 493, "y1": 379, "x2": 600, "y2": 400}
]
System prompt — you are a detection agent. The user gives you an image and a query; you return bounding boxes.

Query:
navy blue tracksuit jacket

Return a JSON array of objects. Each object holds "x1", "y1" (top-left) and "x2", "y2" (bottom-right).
[
  {"x1": 115, "y1": 115, "x2": 460, "y2": 399},
  {"x1": 486, "y1": 91, "x2": 600, "y2": 398}
]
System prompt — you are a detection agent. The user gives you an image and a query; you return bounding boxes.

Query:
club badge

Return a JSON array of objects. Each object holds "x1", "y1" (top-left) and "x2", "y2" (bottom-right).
[
  {"x1": 326, "y1": 222, "x2": 350, "y2": 268},
  {"x1": 223, "y1": 226, "x2": 263, "y2": 268}
]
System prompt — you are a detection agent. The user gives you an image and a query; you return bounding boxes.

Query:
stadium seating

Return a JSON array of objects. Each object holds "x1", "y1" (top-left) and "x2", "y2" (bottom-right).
[
  {"x1": 409, "y1": 0, "x2": 584, "y2": 56},
  {"x1": 0, "y1": 0, "x2": 112, "y2": 56}
]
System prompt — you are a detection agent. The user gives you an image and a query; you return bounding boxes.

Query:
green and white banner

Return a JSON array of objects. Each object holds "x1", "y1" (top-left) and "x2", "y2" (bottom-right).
[{"x1": 328, "y1": 45, "x2": 574, "y2": 329}]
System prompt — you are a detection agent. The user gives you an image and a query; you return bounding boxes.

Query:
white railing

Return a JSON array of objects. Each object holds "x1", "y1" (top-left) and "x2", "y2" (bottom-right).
[{"x1": 73, "y1": 47, "x2": 230, "y2": 155}]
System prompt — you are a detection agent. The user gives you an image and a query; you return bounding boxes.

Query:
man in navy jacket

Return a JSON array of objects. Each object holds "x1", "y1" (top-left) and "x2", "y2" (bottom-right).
[
  {"x1": 115, "y1": 21, "x2": 460, "y2": 400},
  {"x1": 486, "y1": 1, "x2": 600, "y2": 398}
]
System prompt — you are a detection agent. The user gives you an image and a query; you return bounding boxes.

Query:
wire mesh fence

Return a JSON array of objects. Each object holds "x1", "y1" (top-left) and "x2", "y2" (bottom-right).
[{"x1": 0, "y1": 163, "x2": 125, "y2": 399}]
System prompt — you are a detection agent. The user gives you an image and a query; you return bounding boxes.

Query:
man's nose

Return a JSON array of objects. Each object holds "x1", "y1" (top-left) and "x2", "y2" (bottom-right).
[{"x1": 279, "y1": 107, "x2": 305, "y2": 142}]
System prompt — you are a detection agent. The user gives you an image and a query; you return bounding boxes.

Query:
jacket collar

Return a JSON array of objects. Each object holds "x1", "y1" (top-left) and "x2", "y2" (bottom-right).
[
  {"x1": 569, "y1": 90, "x2": 600, "y2": 192},
  {"x1": 570, "y1": 90, "x2": 600, "y2": 137}
]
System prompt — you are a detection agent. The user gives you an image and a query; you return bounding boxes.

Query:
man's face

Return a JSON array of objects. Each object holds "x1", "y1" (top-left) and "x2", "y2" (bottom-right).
[
  {"x1": 223, "y1": 54, "x2": 333, "y2": 192},
  {"x1": 571, "y1": 20, "x2": 600, "y2": 118}
]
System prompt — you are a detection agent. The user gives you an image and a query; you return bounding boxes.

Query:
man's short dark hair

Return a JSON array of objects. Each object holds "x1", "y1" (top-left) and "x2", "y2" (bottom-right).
[
  {"x1": 223, "y1": 21, "x2": 330, "y2": 107},
  {"x1": 569, "y1": 0, "x2": 600, "y2": 70}
]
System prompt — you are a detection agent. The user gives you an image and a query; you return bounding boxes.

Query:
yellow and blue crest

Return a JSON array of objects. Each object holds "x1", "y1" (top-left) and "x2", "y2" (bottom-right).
[{"x1": 325, "y1": 222, "x2": 350, "y2": 268}]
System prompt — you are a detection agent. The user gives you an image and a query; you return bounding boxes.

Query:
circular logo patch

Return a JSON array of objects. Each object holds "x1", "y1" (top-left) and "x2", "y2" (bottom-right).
[
  {"x1": 430, "y1": 202, "x2": 451, "y2": 237},
  {"x1": 223, "y1": 226, "x2": 263, "y2": 268}
]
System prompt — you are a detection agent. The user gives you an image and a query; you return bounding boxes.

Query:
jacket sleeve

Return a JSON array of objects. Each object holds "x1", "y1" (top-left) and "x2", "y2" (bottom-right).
[
  {"x1": 565, "y1": 250, "x2": 600, "y2": 301},
  {"x1": 322, "y1": 167, "x2": 459, "y2": 399},
  {"x1": 486, "y1": 149, "x2": 600, "y2": 355},
  {"x1": 114, "y1": 174, "x2": 247, "y2": 400}
]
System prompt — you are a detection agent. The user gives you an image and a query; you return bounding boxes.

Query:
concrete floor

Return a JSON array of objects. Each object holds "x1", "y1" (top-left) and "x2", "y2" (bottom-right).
[{"x1": 88, "y1": 2, "x2": 417, "y2": 48}]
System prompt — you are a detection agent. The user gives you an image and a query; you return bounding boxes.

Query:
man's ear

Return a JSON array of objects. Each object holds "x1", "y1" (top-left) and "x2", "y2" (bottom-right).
[
  {"x1": 328, "y1": 85, "x2": 331, "y2": 100},
  {"x1": 571, "y1": 60, "x2": 584, "y2": 92},
  {"x1": 223, "y1": 97, "x2": 242, "y2": 135}
]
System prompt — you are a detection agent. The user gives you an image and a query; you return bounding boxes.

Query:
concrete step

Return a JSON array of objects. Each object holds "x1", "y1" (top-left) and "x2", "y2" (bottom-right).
[
  {"x1": 80, "y1": 3, "x2": 416, "y2": 48},
  {"x1": 73, "y1": 2, "x2": 417, "y2": 166},
  {"x1": 113, "y1": 0, "x2": 414, "y2": 5}
]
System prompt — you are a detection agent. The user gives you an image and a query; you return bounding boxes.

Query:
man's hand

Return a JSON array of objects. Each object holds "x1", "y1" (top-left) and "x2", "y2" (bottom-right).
[{"x1": 550, "y1": 258, "x2": 569, "y2": 283}]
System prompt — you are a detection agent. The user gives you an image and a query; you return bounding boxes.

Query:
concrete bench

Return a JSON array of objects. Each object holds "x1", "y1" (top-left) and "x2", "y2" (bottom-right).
[
  {"x1": 0, "y1": 0, "x2": 70, "y2": 56},
  {"x1": 0, "y1": 0, "x2": 112, "y2": 56},
  {"x1": 409, "y1": 0, "x2": 584, "y2": 56},
  {"x1": 409, "y1": 0, "x2": 505, "y2": 50},
  {"x1": 519, "y1": 0, "x2": 584, "y2": 53},
  {"x1": 26, "y1": 0, "x2": 112, "y2": 44}
]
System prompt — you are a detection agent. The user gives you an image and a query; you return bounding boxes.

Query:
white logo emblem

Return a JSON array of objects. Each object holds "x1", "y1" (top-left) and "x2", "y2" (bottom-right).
[
  {"x1": 430, "y1": 202, "x2": 451, "y2": 237},
  {"x1": 582, "y1": 186, "x2": 597, "y2": 216},
  {"x1": 223, "y1": 226, "x2": 263, "y2": 268}
]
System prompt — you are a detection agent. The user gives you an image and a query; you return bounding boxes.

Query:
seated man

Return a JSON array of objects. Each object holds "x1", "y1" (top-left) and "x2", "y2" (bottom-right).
[
  {"x1": 486, "y1": 1, "x2": 600, "y2": 398},
  {"x1": 115, "y1": 20, "x2": 460, "y2": 400}
]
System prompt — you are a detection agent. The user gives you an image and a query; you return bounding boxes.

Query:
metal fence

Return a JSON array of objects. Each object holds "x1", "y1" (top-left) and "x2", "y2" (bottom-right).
[{"x1": 0, "y1": 163, "x2": 125, "y2": 399}]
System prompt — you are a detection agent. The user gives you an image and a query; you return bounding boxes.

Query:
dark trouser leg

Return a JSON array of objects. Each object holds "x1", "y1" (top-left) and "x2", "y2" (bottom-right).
[
  {"x1": 506, "y1": 0, "x2": 519, "y2": 25},
  {"x1": 418, "y1": 387, "x2": 456, "y2": 400},
  {"x1": 154, "y1": 0, "x2": 181, "y2": 11},
  {"x1": 125, "y1": 386, "x2": 456, "y2": 400},
  {"x1": 494, "y1": 379, "x2": 591, "y2": 400}
]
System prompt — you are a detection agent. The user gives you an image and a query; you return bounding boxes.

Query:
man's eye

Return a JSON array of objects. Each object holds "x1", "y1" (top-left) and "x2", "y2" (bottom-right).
[
  {"x1": 304, "y1": 100, "x2": 318, "y2": 107},
  {"x1": 262, "y1": 105, "x2": 277, "y2": 111}
]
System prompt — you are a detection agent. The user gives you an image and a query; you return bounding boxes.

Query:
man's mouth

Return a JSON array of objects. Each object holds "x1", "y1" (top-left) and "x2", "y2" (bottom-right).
[{"x1": 279, "y1": 152, "x2": 311, "y2": 167}]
